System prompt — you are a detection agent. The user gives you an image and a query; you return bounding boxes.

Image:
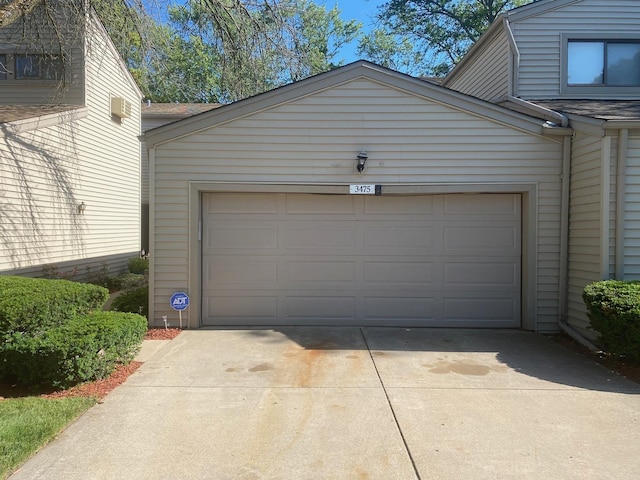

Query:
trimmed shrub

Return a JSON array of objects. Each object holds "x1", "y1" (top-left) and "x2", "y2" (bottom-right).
[
  {"x1": 0, "y1": 276, "x2": 109, "y2": 335},
  {"x1": 127, "y1": 257, "x2": 149, "y2": 275},
  {"x1": 1, "y1": 312, "x2": 147, "y2": 389},
  {"x1": 110, "y1": 273, "x2": 147, "y2": 292},
  {"x1": 110, "y1": 287, "x2": 148, "y2": 317},
  {"x1": 583, "y1": 280, "x2": 640, "y2": 364}
]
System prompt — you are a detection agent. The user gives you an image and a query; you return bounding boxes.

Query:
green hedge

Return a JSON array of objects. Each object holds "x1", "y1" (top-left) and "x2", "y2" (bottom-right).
[
  {"x1": 110, "y1": 286, "x2": 148, "y2": 317},
  {"x1": 1, "y1": 312, "x2": 147, "y2": 389},
  {"x1": 0, "y1": 276, "x2": 109, "y2": 335},
  {"x1": 127, "y1": 257, "x2": 148, "y2": 275},
  {"x1": 583, "y1": 280, "x2": 640, "y2": 363}
]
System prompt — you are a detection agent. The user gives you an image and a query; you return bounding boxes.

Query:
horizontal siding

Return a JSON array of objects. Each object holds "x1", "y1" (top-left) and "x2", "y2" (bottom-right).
[
  {"x1": 511, "y1": 0, "x2": 640, "y2": 98},
  {"x1": 0, "y1": 16, "x2": 141, "y2": 275},
  {"x1": 625, "y1": 137, "x2": 640, "y2": 277},
  {"x1": 567, "y1": 132, "x2": 603, "y2": 336},
  {"x1": 151, "y1": 78, "x2": 564, "y2": 331},
  {"x1": 446, "y1": 28, "x2": 511, "y2": 100}
]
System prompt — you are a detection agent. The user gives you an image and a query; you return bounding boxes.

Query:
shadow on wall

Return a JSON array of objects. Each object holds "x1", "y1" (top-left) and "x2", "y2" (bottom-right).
[
  {"x1": 0, "y1": 114, "x2": 85, "y2": 269},
  {"x1": 226, "y1": 326, "x2": 640, "y2": 395}
]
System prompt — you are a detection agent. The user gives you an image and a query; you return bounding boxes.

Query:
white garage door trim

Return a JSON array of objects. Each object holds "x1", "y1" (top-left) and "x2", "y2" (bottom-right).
[{"x1": 184, "y1": 183, "x2": 538, "y2": 330}]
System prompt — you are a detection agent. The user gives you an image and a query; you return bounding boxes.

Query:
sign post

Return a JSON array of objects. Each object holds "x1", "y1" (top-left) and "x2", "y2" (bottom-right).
[{"x1": 170, "y1": 291, "x2": 190, "y2": 329}]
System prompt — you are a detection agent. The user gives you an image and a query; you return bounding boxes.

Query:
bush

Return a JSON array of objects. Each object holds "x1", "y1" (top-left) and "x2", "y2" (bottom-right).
[
  {"x1": 127, "y1": 257, "x2": 149, "y2": 275},
  {"x1": 1, "y1": 312, "x2": 147, "y2": 389},
  {"x1": 110, "y1": 287, "x2": 148, "y2": 317},
  {"x1": 0, "y1": 276, "x2": 109, "y2": 335},
  {"x1": 583, "y1": 280, "x2": 640, "y2": 364},
  {"x1": 110, "y1": 273, "x2": 147, "y2": 292}
]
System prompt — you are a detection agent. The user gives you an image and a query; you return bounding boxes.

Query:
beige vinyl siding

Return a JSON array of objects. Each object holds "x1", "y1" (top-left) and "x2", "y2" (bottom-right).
[
  {"x1": 510, "y1": 0, "x2": 640, "y2": 99},
  {"x1": 566, "y1": 132, "x2": 604, "y2": 336},
  {"x1": 151, "y1": 78, "x2": 564, "y2": 331},
  {"x1": 445, "y1": 27, "x2": 511, "y2": 101},
  {"x1": 625, "y1": 136, "x2": 640, "y2": 277},
  {"x1": 0, "y1": 16, "x2": 141, "y2": 275}
]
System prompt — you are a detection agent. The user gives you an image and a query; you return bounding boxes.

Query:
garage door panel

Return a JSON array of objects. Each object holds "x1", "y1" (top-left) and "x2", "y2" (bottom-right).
[
  {"x1": 286, "y1": 226, "x2": 356, "y2": 249},
  {"x1": 443, "y1": 297, "x2": 518, "y2": 321},
  {"x1": 286, "y1": 194, "x2": 356, "y2": 214},
  {"x1": 285, "y1": 261, "x2": 357, "y2": 284},
  {"x1": 363, "y1": 261, "x2": 435, "y2": 285},
  {"x1": 364, "y1": 297, "x2": 437, "y2": 320},
  {"x1": 444, "y1": 193, "x2": 520, "y2": 215},
  {"x1": 205, "y1": 193, "x2": 279, "y2": 214},
  {"x1": 443, "y1": 261, "x2": 519, "y2": 286},
  {"x1": 205, "y1": 257, "x2": 278, "y2": 285},
  {"x1": 207, "y1": 225, "x2": 278, "y2": 250},
  {"x1": 443, "y1": 226, "x2": 519, "y2": 252},
  {"x1": 202, "y1": 193, "x2": 521, "y2": 327},
  {"x1": 285, "y1": 296, "x2": 356, "y2": 319},
  {"x1": 364, "y1": 195, "x2": 437, "y2": 215},
  {"x1": 206, "y1": 295, "x2": 278, "y2": 320}
]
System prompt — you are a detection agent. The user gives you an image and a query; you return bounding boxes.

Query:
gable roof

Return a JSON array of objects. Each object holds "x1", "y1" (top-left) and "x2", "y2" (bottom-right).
[{"x1": 144, "y1": 61, "x2": 561, "y2": 148}]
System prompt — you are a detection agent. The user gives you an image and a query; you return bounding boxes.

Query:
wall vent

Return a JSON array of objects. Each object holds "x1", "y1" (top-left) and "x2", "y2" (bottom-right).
[{"x1": 111, "y1": 97, "x2": 132, "y2": 119}]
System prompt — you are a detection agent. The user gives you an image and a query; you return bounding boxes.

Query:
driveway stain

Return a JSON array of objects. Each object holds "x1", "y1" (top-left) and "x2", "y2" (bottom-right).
[
  {"x1": 423, "y1": 361, "x2": 507, "y2": 376},
  {"x1": 248, "y1": 363, "x2": 274, "y2": 373}
]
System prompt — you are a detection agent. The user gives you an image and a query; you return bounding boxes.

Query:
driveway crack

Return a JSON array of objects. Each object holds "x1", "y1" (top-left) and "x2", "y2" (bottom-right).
[{"x1": 359, "y1": 328, "x2": 422, "y2": 480}]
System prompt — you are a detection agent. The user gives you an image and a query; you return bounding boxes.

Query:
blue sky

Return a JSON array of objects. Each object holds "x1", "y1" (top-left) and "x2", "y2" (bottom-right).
[{"x1": 319, "y1": 0, "x2": 385, "y2": 63}]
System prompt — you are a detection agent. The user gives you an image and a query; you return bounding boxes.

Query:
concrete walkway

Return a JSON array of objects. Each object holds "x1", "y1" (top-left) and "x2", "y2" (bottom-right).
[{"x1": 10, "y1": 328, "x2": 640, "y2": 480}]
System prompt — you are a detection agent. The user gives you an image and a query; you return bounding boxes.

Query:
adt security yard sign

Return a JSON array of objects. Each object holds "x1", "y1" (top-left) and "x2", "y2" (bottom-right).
[
  {"x1": 170, "y1": 292, "x2": 189, "y2": 329},
  {"x1": 170, "y1": 292, "x2": 190, "y2": 311}
]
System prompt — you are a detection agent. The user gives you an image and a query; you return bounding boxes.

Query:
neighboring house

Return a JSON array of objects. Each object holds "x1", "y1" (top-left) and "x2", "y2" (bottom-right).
[
  {"x1": 441, "y1": 0, "x2": 640, "y2": 338},
  {"x1": 144, "y1": 0, "x2": 639, "y2": 338},
  {"x1": 0, "y1": 3, "x2": 142, "y2": 277},
  {"x1": 141, "y1": 102, "x2": 220, "y2": 253}
]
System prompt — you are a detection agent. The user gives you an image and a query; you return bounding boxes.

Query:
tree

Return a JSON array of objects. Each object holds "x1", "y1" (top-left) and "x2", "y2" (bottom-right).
[
  {"x1": 357, "y1": 28, "x2": 428, "y2": 76},
  {"x1": 374, "y1": 0, "x2": 533, "y2": 75}
]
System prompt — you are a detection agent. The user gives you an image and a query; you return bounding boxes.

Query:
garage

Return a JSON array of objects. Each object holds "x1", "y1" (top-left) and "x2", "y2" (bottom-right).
[{"x1": 201, "y1": 192, "x2": 521, "y2": 327}]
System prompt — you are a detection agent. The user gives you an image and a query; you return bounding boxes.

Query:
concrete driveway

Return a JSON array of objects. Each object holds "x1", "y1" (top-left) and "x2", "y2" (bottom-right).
[{"x1": 10, "y1": 328, "x2": 640, "y2": 480}]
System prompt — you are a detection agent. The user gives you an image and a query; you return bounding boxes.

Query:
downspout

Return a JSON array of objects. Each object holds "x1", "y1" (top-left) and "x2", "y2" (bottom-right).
[
  {"x1": 615, "y1": 129, "x2": 629, "y2": 279},
  {"x1": 554, "y1": 134, "x2": 599, "y2": 351},
  {"x1": 503, "y1": 17, "x2": 520, "y2": 97}
]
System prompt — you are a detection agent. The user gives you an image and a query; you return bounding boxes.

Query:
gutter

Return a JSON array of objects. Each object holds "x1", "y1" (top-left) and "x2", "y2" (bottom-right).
[
  {"x1": 616, "y1": 129, "x2": 629, "y2": 279},
  {"x1": 507, "y1": 95, "x2": 569, "y2": 128}
]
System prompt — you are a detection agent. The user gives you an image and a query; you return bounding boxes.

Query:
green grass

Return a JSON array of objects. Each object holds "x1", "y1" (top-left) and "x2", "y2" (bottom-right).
[{"x1": 0, "y1": 396, "x2": 96, "y2": 479}]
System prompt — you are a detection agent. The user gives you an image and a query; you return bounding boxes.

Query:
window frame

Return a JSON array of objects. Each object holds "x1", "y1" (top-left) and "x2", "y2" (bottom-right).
[
  {"x1": 561, "y1": 33, "x2": 640, "y2": 96},
  {"x1": 0, "y1": 52, "x2": 66, "y2": 82}
]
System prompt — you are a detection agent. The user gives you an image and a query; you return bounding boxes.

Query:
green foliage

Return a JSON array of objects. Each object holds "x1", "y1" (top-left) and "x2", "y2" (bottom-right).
[
  {"x1": 357, "y1": 29, "x2": 429, "y2": 76},
  {"x1": 1, "y1": 312, "x2": 147, "y2": 389},
  {"x1": 374, "y1": 0, "x2": 533, "y2": 75},
  {"x1": 127, "y1": 257, "x2": 149, "y2": 275},
  {"x1": 0, "y1": 276, "x2": 108, "y2": 335},
  {"x1": 111, "y1": 273, "x2": 148, "y2": 292},
  {"x1": 583, "y1": 280, "x2": 640, "y2": 364},
  {"x1": 0, "y1": 396, "x2": 95, "y2": 479},
  {"x1": 110, "y1": 287, "x2": 149, "y2": 317}
]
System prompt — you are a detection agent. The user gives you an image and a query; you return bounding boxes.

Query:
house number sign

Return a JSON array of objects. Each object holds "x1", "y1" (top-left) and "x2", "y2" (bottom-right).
[{"x1": 350, "y1": 185, "x2": 375, "y2": 194}]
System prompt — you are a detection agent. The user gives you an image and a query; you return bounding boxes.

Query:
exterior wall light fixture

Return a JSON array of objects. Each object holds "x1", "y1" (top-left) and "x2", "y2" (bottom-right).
[
  {"x1": 77, "y1": 202, "x2": 86, "y2": 215},
  {"x1": 356, "y1": 151, "x2": 368, "y2": 173}
]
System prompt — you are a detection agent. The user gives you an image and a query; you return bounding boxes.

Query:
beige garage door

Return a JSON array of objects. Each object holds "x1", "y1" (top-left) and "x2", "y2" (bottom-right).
[{"x1": 201, "y1": 193, "x2": 521, "y2": 327}]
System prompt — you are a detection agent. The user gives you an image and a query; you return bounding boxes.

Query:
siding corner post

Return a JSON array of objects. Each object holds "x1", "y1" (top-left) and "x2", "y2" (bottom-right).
[
  {"x1": 148, "y1": 146, "x2": 156, "y2": 327},
  {"x1": 600, "y1": 136, "x2": 612, "y2": 280},
  {"x1": 615, "y1": 129, "x2": 629, "y2": 280},
  {"x1": 559, "y1": 136, "x2": 571, "y2": 322}
]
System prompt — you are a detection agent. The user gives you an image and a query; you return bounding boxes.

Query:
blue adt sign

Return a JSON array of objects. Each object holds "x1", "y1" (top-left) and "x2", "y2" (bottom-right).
[{"x1": 170, "y1": 292, "x2": 190, "y2": 311}]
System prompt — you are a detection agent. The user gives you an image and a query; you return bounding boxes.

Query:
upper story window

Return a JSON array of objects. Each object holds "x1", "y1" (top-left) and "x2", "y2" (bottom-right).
[
  {"x1": 15, "y1": 54, "x2": 63, "y2": 80},
  {"x1": 0, "y1": 53, "x2": 64, "y2": 81},
  {"x1": 567, "y1": 40, "x2": 640, "y2": 87}
]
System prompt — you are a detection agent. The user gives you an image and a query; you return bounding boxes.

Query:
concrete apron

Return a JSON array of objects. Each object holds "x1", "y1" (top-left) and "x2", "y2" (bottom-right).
[{"x1": 10, "y1": 328, "x2": 640, "y2": 480}]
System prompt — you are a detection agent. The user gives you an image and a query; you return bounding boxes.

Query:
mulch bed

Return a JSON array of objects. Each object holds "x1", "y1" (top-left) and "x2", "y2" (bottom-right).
[
  {"x1": 547, "y1": 333, "x2": 640, "y2": 385},
  {"x1": 0, "y1": 329, "x2": 183, "y2": 400}
]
